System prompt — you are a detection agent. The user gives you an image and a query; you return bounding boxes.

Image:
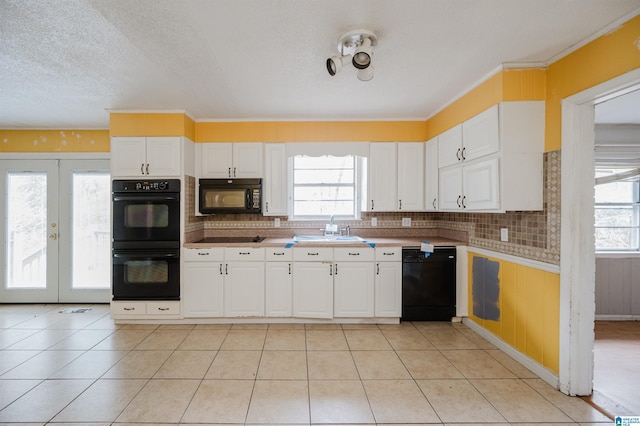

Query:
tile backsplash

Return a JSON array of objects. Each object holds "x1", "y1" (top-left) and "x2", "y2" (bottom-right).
[{"x1": 184, "y1": 150, "x2": 560, "y2": 265}]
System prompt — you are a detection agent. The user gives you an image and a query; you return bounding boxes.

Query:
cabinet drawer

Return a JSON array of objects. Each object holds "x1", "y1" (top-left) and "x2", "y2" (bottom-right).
[
  {"x1": 375, "y1": 247, "x2": 402, "y2": 261},
  {"x1": 110, "y1": 301, "x2": 146, "y2": 316},
  {"x1": 265, "y1": 247, "x2": 293, "y2": 261},
  {"x1": 293, "y1": 247, "x2": 333, "y2": 262},
  {"x1": 183, "y1": 247, "x2": 224, "y2": 261},
  {"x1": 334, "y1": 247, "x2": 374, "y2": 261},
  {"x1": 224, "y1": 247, "x2": 265, "y2": 261},
  {"x1": 146, "y1": 301, "x2": 180, "y2": 315}
]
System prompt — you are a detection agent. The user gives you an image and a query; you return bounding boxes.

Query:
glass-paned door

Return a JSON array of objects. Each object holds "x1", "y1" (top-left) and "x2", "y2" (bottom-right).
[
  {"x1": 1, "y1": 159, "x2": 110, "y2": 303},
  {"x1": 58, "y1": 160, "x2": 111, "y2": 302}
]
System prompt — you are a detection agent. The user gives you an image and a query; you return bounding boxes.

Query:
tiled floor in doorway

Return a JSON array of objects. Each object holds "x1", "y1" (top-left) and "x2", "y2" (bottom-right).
[{"x1": 0, "y1": 304, "x2": 613, "y2": 425}]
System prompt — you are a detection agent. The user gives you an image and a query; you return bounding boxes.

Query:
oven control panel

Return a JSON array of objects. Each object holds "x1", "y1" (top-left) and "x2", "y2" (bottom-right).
[{"x1": 113, "y1": 179, "x2": 181, "y2": 192}]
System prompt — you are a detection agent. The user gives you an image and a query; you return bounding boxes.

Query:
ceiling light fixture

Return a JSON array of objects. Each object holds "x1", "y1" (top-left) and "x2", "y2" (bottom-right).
[{"x1": 326, "y1": 29, "x2": 378, "y2": 81}]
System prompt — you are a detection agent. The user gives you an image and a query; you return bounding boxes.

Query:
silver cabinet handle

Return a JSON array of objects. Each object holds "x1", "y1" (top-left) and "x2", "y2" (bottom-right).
[
  {"x1": 238, "y1": 252, "x2": 251, "y2": 255},
  {"x1": 225, "y1": 264, "x2": 228, "y2": 275},
  {"x1": 371, "y1": 199, "x2": 374, "y2": 210},
  {"x1": 461, "y1": 147, "x2": 466, "y2": 160},
  {"x1": 140, "y1": 163, "x2": 145, "y2": 175},
  {"x1": 329, "y1": 264, "x2": 333, "y2": 275},
  {"x1": 273, "y1": 252, "x2": 285, "y2": 256},
  {"x1": 348, "y1": 252, "x2": 360, "y2": 256},
  {"x1": 233, "y1": 167, "x2": 236, "y2": 177},
  {"x1": 383, "y1": 252, "x2": 395, "y2": 256},
  {"x1": 334, "y1": 264, "x2": 338, "y2": 275},
  {"x1": 197, "y1": 252, "x2": 210, "y2": 256},
  {"x1": 376, "y1": 263, "x2": 380, "y2": 275},
  {"x1": 462, "y1": 195, "x2": 466, "y2": 209},
  {"x1": 157, "y1": 307, "x2": 170, "y2": 311},
  {"x1": 288, "y1": 263, "x2": 291, "y2": 275},
  {"x1": 219, "y1": 264, "x2": 223, "y2": 275},
  {"x1": 228, "y1": 167, "x2": 231, "y2": 177},
  {"x1": 456, "y1": 148, "x2": 461, "y2": 161},
  {"x1": 124, "y1": 307, "x2": 136, "y2": 311},
  {"x1": 307, "y1": 252, "x2": 319, "y2": 256},
  {"x1": 433, "y1": 198, "x2": 437, "y2": 209},
  {"x1": 146, "y1": 164, "x2": 149, "y2": 175},
  {"x1": 266, "y1": 202, "x2": 269, "y2": 212},
  {"x1": 457, "y1": 195, "x2": 462, "y2": 208}
]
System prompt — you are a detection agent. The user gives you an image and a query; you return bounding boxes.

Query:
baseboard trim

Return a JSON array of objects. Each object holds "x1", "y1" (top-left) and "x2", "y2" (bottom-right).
[
  {"x1": 595, "y1": 315, "x2": 640, "y2": 321},
  {"x1": 463, "y1": 317, "x2": 560, "y2": 390}
]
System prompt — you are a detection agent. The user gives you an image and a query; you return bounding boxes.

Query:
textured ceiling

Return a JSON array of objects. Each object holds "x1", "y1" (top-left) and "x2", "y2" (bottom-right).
[{"x1": 1, "y1": 0, "x2": 640, "y2": 128}]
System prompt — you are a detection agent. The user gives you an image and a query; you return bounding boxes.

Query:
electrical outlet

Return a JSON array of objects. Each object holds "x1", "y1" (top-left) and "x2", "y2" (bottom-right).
[
  {"x1": 371, "y1": 217, "x2": 377, "y2": 227},
  {"x1": 500, "y1": 228, "x2": 508, "y2": 242},
  {"x1": 274, "y1": 218, "x2": 281, "y2": 228},
  {"x1": 402, "y1": 217, "x2": 411, "y2": 227}
]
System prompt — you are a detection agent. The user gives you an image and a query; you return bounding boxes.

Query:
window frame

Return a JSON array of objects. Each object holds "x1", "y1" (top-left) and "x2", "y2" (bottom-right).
[
  {"x1": 594, "y1": 166, "x2": 640, "y2": 252},
  {"x1": 287, "y1": 154, "x2": 365, "y2": 221}
]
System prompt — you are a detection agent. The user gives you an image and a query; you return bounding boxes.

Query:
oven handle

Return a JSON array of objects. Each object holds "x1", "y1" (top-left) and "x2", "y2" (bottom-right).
[
  {"x1": 113, "y1": 252, "x2": 179, "y2": 259},
  {"x1": 113, "y1": 194, "x2": 179, "y2": 202}
]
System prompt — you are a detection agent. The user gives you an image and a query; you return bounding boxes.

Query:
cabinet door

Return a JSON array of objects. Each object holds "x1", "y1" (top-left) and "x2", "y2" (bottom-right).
[
  {"x1": 233, "y1": 143, "x2": 263, "y2": 178},
  {"x1": 145, "y1": 137, "x2": 182, "y2": 177},
  {"x1": 111, "y1": 137, "x2": 147, "y2": 177},
  {"x1": 265, "y1": 262, "x2": 292, "y2": 317},
  {"x1": 462, "y1": 105, "x2": 499, "y2": 162},
  {"x1": 462, "y1": 157, "x2": 499, "y2": 210},
  {"x1": 224, "y1": 261, "x2": 265, "y2": 317},
  {"x1": 334, "y1": 262, "x2": 374, "y2": 317},
  {"x1": 375, "y1": 261, "x2": 402, "y2": 317},
  {"x1": 202, "y1": 143, "x2": 233, "y2": 178},
  {"x1": 397, "y1": 143, "x2": 424, "y2": 211},
  {"x1": 425, "y1": 138, "x2": 439, "y2": 211},
  {"x1": 292, "y1": 262, "x2": 333, "y2": 319},
  {"x1": 183, "y1": 262, "x2": 224, "y2": 317},
  {"x1": 263, "y1": 143, "x2": 287, "y2": 215},
  {"x1": 437, "y1": 125, "x2": 463, "y2": 168},
  {"x1": 438, "y1": 166, "x2": 463, "y2": 210},
  {"x1": 368, "y1": 143, "x2": 397, "y2": 211}
]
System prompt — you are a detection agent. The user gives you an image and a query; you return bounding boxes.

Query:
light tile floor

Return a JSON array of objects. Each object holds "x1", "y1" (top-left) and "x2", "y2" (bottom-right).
[{"x1": 0, "y1": 304, "x2": 613, "y2": 425}]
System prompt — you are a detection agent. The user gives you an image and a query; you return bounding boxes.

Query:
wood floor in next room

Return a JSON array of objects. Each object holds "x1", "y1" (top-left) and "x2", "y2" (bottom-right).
[{"x1": 0, "y1": 304, "x2": 613, "y2": 425}]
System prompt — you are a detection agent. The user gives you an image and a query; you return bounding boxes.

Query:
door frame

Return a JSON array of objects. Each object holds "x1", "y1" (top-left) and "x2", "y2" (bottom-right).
[
  {"x1": 559, "y1": 68, "x2": 640, "y2": 395},
  {"x1": 0, "y1": 153, "x2": 110, "y2": 304}
]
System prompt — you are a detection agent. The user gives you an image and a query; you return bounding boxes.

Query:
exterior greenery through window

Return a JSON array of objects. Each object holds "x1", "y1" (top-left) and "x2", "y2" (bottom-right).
[
  {"x1": 290, "y1": 155, "x2": 362, "y2": 220},
  {"x1": 595, "y1": 167, "x2": 640, "y2": 251}
]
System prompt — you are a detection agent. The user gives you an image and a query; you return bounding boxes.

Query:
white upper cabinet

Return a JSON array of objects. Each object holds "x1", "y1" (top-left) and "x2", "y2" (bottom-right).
[
  {"x1": 424, "y1": 137, "x2": 439, "y2": 211},
  {"x1": 111, "y1": 137, "x2": 182, "y2": 178},
  {"x1": 461, "y1": 104, "x2": 500, "y2": 162},
  {"x1": 437, "y1": 105, "x2": 499, "y2": 169},
  {"x1": 200, "y1": 142, "x2": 263, "y2": 178},
  {"x1": 397, "y1": 143, "x2": 424, "y2": 211},
  {"x1": 437, "y1": 101, "x2": 544, "y2": 212},
  {"x1": 368, "y1": 143, "x2": 397, "y2": 212},
  {"x1": 437, "y1": 125, "x2": 463, "y2": 168},
  {"x1": 263, "y1": 143, "x2": 287, "y2": 215}
]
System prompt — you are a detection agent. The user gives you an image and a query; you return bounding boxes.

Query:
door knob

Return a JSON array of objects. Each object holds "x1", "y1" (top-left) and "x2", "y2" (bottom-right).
[{"x1": 49, "y1": 233, "x2": 57, "y2": 240}]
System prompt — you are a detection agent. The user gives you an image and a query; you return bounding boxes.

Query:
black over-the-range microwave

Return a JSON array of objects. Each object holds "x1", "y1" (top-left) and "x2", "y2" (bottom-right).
[{"x1": 198, "y1": 178, "x2": 262, "y2": 214}]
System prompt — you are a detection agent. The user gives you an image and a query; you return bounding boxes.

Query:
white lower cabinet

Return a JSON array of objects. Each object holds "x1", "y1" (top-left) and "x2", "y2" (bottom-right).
[
  {"x1": 334, "y1": 248, "x2": 375, "y2": 317},
  {"x1": 111, "y1": 300, "x2": 181, "y2": 319},
  {"x1": 265, "y1": 248, "x2": 293, "y2": 317},
  {"x1": 183, "y1": 248, "x2": 225, "y2": 317},
  {"x1": 374, "y1": 247, "x2": 402, "y2": 317},
  {"x1": 224, "y1": 248, "x2": 265, "y2": 317},
  {"x1": 292, "y1": 248, "x2": 334, "y2": 319}
]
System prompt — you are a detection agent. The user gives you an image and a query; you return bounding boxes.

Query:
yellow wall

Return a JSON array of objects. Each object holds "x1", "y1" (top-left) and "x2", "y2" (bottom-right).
[
  {"x1": 468, "y1": 251, "x2": 560, "y2": 374},
  {"x1": 425, "y1": 69, "x2": 546, "y2": 139},
  {"x1": 545, "y1": 14, "x2": 640, "y2": 151},
  {"x1": 110, "y1": 113, "x2": 195, "y2": 141},
  {"x1": 0, "y1": 129, "x2": 110, "y2": 152},
  {"x1": 195, "y1": 121, "x2": 427, "y2": 142}
]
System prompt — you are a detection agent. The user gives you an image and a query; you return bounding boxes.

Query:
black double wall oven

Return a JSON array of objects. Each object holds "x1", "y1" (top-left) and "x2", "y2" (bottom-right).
[{"x1": 112, "y1": 179, "x2": 181, "y2": 301}]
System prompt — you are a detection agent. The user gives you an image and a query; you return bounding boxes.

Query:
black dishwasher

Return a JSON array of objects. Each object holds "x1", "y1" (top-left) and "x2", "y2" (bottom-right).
[{"x1": 402, "y1": 246, "x2": 456, "y2": 321}]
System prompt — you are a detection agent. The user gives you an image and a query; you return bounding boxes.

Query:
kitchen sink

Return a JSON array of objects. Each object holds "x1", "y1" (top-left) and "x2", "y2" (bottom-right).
[{"x1": 292, "y1": 235, "x2": 366, "y2": 243}]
